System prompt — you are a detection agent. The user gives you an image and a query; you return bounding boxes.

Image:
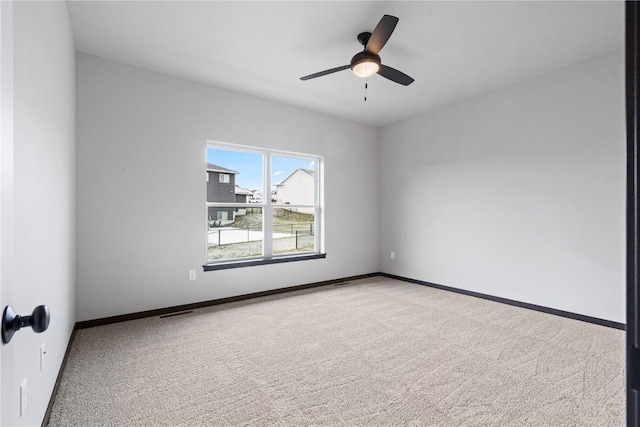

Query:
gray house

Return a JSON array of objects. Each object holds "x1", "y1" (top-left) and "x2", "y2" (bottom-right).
[
  {"x1": 235, "y1": 185, "x2": 253, "y2": 203},
  {"x1": 207, "y1": 163, "x2": 238, "y2": 223}
]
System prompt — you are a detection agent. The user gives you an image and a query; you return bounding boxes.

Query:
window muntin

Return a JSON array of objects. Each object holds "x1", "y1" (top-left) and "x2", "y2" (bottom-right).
[{"x1": 206, "y1": 143, "x2": 322, "y2": 265}]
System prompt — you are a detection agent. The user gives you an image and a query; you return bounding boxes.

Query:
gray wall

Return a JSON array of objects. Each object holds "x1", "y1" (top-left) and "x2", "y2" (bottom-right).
[
  {"x1": 1, "y1": 2, "x2": 76, "y2": 425},
  {"x1": 76, "y1": 53, "x2": 380, "y2": 321},
  {"x1": 379, "y1": 51, "x2": 625, "y2": 323}
]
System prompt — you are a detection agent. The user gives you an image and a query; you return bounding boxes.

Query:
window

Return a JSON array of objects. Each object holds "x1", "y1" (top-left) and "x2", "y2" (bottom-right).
[{"x1": 205, "y1": 142, "x2": 324, "y2": 270}]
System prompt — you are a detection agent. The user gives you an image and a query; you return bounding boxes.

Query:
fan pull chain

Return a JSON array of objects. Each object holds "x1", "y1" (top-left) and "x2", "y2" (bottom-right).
[{"x1": 364, "y1": 79, "x2": 368, "y2": 102}]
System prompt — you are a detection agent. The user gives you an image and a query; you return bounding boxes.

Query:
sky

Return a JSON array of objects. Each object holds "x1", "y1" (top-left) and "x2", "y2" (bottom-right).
[{"x1": 207, "y1": 148, "x2": 314, "y2": 191}]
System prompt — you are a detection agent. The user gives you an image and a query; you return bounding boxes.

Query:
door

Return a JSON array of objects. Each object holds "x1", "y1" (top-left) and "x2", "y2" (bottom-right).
[
  {"x1": 0, "y1": 3, "x2": 4, "y2": 419},
  {"x1": 0, "y1": 2, "x2": 14, "y2": 422},
  {"x1": 628, "y1": 2, "x2": 640, "y2": 426}
]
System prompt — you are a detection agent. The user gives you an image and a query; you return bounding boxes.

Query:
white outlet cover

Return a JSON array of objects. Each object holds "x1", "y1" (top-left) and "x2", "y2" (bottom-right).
[
  {"x1": 20, "y1": 378, "x2": 27, "y2": 417},
  {"x1": 390, "y1": 251, "x2": 396, "y2": 259},
  {"x1": 188, "y1": 270, "x2": 196, "y2": 280}
]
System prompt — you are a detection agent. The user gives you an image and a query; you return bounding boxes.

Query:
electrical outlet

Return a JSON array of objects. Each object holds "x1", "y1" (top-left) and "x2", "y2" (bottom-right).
[
  {"x1": 20, "y1": 378, "x2": 27, "y2": 417},
  {"x1": 390, "y1": 251, "x2": 396, "y2": 260},
  {"x1": 188, "y1": 270, "x2": 196, "y2": 281},
  {"x1": 40, "y1": 343, "x2": 46, "y2": 372}
]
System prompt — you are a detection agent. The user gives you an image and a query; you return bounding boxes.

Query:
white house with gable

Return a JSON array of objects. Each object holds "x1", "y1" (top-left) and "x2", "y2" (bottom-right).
[{"x1": 275, "y1": 169, "x2": 315, "y2": 206}]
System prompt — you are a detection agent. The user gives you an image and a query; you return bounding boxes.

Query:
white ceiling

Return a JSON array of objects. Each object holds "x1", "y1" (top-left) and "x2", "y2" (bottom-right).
[{"x1": 67, "y1": 1, "x2": 624, "y2": 127}]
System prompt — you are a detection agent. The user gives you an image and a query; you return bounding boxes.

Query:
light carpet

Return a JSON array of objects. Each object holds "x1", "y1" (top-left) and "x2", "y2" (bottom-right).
[{"x1": 47, "y1": 277, "x2": 625, "y2": 426}]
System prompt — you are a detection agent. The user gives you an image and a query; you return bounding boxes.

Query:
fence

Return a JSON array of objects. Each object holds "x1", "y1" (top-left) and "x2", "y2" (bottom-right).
[
  {"x1": 293, "y1": 229, "x2": 313, "y2": 250},
  {"x1": 209, "y1": 223, "x2": 313, "y2": 248},
  {"x1": 273, "y1": 208, "x2": 314, "y2": 221},
  {"x1": 209, "y1": 227, "x2": 259, "y2": 247},
  {"x1": 273, "y1": 222, "x2": 314, "y2": 237}
]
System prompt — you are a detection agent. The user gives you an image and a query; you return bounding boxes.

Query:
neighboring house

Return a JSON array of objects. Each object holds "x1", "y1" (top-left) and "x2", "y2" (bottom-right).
[
  {"x1": 234, "y1": 185, "x2": 252, "y2": 203},
  {"x1": 249, "y1": 189, "x2": 263, "y2": 204},
  {"x1": 275, "y1": 169, "x2": 315, "y2": 206},
  {"x1": 207, "y1": 163, "x2": 238, "y2": 222},
  {"x1": 234, "y1": 185, "x2": 253, "y2": 216}
]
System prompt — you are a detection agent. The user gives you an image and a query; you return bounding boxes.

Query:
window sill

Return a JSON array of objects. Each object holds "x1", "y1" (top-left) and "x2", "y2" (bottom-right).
[{"x1": 203, "y1": 253, "x2": 326, "y2": 271}]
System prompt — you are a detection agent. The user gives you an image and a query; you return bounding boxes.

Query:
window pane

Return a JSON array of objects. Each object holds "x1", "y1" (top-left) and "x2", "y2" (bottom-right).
[
  {"x1": 207, "y1": 148, "x2": 263, "y2": 204},
  {"x1": 206, "y1": 143, "x2": 321, "y2": 265},
  {"x1": 272, "y1": 155, "x2": 316, "y2": 205},
  {"x1": 207, "y1": 207, "x2": 263, "y2": 261},
  {"x1": 272, "y1": 207, "x2": 315, "y2": 255}
]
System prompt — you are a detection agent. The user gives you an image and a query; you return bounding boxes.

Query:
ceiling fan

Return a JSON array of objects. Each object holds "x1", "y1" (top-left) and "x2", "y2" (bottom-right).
[{"x1": 300, "y1": 14, "x2": 414, "y2": 86}]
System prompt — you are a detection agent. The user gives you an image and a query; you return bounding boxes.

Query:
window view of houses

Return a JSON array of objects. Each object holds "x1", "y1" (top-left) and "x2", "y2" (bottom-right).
[
  {"x1": 206, "y1": 163, "x2": 262, "y2": 225},
  {"x1": 274, "y1": 168, "x2": 315, "y2": 208},
  {"x1": 206, "y1": 147, "x2": 319, "y2": 262}
]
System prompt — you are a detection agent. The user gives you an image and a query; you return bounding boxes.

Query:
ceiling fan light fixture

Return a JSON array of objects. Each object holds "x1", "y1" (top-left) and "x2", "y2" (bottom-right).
[
  {"x1": 352, "y1": 59, "x2": 380, "y2": 78},
  {"x1": 350, "y1": 53, "x2": 381, "y2": 78},
  {"x1": 300, "y1": 15, "x2": 414, "y2": 86}
]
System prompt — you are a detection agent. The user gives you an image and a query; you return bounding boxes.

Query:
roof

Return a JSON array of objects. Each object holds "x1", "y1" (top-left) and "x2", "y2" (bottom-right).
[
  {"x1": 275, "y1": 168, "x2": 315, "y2": 186},
  {"x1": 234, "y1": 185, "x2": 253, "y2": 196},
  {"x1": 207, "y1": 163, "x2": 238, "y2": 174}
]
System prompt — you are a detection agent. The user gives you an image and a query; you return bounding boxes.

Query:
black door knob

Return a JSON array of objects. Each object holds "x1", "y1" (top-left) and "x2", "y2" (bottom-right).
[{"x1": 2, "y1": 305, "x2": 50, "y2": 344}]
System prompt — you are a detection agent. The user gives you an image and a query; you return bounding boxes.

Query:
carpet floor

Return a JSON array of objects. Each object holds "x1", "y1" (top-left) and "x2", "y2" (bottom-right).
[{"x1": 47, "y1": 277, "x2": 625, "y2": 426}]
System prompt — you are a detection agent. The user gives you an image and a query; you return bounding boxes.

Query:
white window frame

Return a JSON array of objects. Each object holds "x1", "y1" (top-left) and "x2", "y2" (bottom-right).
[
  {"x1": 218, "y1": 173, "x2": 230, "y2": 183},
  {"x1": 205, "y1": 141, "x2": 324, "y2": 267}
]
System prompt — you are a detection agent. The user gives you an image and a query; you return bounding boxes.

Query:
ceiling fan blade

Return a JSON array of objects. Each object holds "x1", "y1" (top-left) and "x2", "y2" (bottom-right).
[
  {"x1": 300, "y1": 65, "x2": 350, "y2": 81},
  {"x1": 377, "y1": 65, "x2": 414, "y2": 86},
  {"x1": 365, "y1": 15, "x2": 399, "y2": 55}
]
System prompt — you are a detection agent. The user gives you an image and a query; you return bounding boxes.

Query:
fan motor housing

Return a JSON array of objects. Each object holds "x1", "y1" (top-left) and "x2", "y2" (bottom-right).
[
  {"x1": 350, "y1": 52, "x2": 381, "y2": 71},
  {"x1": 357, "y1": 31, "x2": 372, "y2": 46}
]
